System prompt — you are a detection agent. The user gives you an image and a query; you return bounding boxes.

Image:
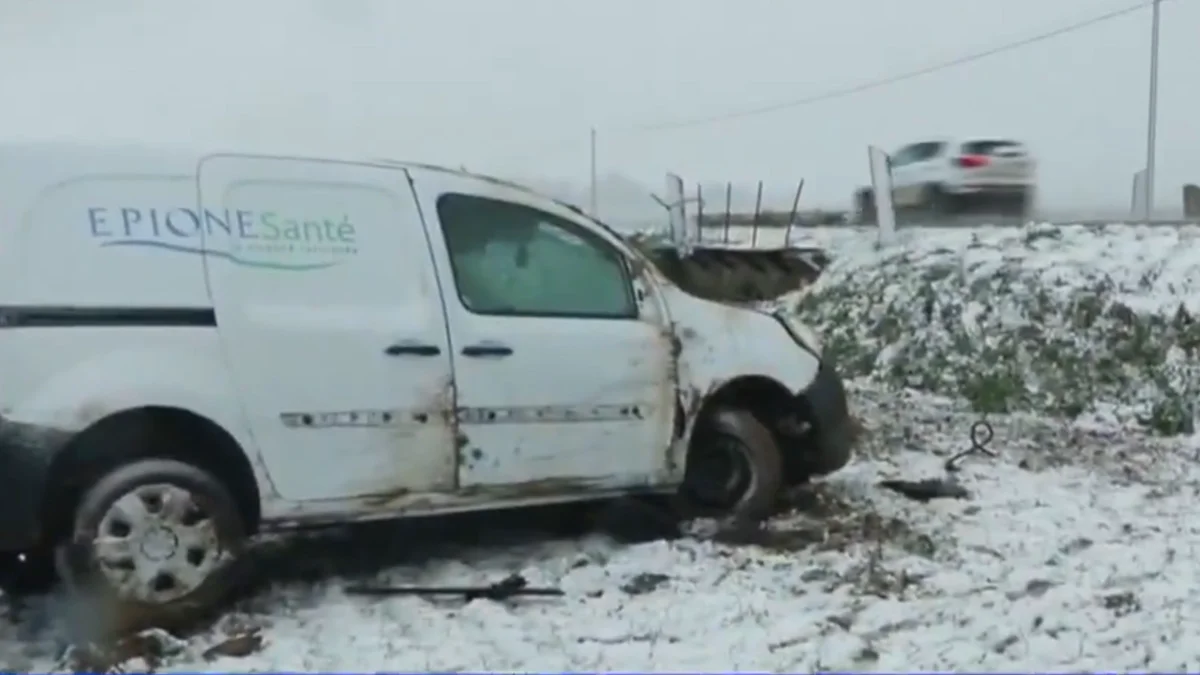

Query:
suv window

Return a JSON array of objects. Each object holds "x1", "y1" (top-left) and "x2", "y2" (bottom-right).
[
  {"x1": 437, "y1": 193, "x2": 637, "y2": 319},
  {"x1": 961, "y1": 140, "x2": 1023, "y2": 155},
  {"x1": 891, "y1": 141, "x2": 944, "y2": 167},
  {"x1": 912, "y1": 141, "x2": 945, "y2": 161},
  {"x1": 889, "y1": 144, "x2": 917, "y2": 167}
]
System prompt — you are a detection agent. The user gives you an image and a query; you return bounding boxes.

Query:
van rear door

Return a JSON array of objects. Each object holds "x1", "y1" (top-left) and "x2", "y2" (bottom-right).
[{"x1": 197, "y1": 155, "x2": 456, "y2": 502}]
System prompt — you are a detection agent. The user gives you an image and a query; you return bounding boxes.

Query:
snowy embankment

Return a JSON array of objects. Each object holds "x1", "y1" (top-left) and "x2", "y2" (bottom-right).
[
  {"x1": 789, "y1": 223, "x2": 1200, "y2": 434},
  {"x1": 6, "y1": 223, "x2": 1200, "y2": 673}
]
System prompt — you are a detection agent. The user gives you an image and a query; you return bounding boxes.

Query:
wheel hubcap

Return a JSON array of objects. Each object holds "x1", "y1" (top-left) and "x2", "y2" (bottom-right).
[
  {"x1": 91, "y1": 483, "x2": 222, "y2": 604},
  {"x1": 138, "y1": 526, "x2": 179, "y2": 561},
  {"x1": 684, "y1": 432, "x2": 752, "y2": 509}
]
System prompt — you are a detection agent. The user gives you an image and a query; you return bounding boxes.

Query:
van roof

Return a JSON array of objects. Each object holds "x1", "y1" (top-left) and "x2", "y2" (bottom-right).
[
  {"x1": 0, "y1": 139, "x2": 614, "y2": 236},
  {"x1": 0, "y1": 139, "x2": 536, "y2": 189}
]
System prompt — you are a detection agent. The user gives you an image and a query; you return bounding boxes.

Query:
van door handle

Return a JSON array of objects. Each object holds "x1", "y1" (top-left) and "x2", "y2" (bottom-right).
[
  {"x1": 461, "y1": 343, "x2": 513, "y2": 358},
  {"x1": 385, "y1": 342, "x2": 442, "y2": 357}
]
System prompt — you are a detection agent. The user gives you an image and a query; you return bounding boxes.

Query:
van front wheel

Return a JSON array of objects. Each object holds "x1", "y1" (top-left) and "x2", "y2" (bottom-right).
[
  {"x1": 55, "y1": 458, "x2": 247, "y2": 636},
  {"x1": 676, "y1": 409, "x2": 784, "y2": 522}
]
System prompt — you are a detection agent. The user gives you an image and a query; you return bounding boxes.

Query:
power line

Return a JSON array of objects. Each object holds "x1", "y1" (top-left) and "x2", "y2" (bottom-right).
[
  {"x1": 630, "y1": 0, "x2": 1156, "y2": 133},
  {"x1": 488, "y1": 0, "x2": 1162, "y2": 171}
]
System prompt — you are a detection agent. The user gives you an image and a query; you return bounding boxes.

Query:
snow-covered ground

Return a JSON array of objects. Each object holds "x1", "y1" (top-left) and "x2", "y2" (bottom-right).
[
  {"x1": 5, "y1": 384, "x2": 1200, "y2": 673},
  {"x1": 6, "y1": 222, "x2": 1200, "y2": 672}
]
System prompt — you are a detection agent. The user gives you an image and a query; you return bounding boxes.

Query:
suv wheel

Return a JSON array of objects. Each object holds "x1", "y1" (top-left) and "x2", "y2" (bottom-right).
[
  {"x1": 55, "y1": 458, "x2": 247, "y2": 636},
  {"x1": 1011, "y1": 189, "x2": 1034, "y2": 218},
  {"x1": 922, "y1": 184, "x2": 954, "y2": 218}
]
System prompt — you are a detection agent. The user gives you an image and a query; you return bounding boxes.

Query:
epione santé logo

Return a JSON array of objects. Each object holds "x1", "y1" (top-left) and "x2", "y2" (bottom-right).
[{"x1": 87, "y1": 206, "x2": 359, "y2": 271}]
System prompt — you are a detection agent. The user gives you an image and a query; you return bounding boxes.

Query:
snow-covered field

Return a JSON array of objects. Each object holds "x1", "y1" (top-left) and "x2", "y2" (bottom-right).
[{"x1": 5, "y1": 222, "x2": 1200, "y2": 673}]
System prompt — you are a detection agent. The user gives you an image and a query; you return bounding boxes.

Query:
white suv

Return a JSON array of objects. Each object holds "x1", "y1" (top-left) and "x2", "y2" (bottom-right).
[{"x1": 888, "y1": 138, "x2": 1035, "y2": 216}]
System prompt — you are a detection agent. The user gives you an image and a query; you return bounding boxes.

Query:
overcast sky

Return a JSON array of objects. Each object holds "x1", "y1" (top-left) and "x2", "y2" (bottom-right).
[{"x1": 0, "y1": 0, "x2": 1195, "y2": 213}]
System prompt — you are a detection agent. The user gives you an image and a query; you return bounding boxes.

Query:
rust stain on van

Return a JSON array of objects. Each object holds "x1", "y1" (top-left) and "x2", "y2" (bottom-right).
[
  {"x1": 376, "y1": 372, "x2": 459, "y2": 504},
  {"x1": 457, "y1": 477, "x2": 593, "y2": 500},
  {"x1": 360, "y1": 478, "x2": 601, "y2": 519},
  {"x1": 363, "y1": 486, "x2": 411, "y2": 508},
  {"x1": 646, "y1": 322, "x2": 681, "y2": 476}
]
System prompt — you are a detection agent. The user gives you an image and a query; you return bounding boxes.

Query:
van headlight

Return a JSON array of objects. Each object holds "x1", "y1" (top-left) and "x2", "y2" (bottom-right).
[{"x1": 774, "y1": 314, "x2": 823, "y2": 356}]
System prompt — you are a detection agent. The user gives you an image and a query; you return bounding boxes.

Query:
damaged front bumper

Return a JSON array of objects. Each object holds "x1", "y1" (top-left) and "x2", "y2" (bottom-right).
[{"x1": 788, "y1": 361, "x2": 855, "y2": 478}]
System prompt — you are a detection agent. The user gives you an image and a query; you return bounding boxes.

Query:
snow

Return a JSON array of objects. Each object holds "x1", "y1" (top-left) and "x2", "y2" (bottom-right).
[
  {"x1": 6, "y1": 222, "x2": 1200, "y2": 672},
  {"x1": 796, "y1": 222, "x2": 1200, "y2": 314},
  {"x1": 6, "y1": 385, "x2": 1200, "y2": 672},
  {"x1": 787, "y1": 223, "x2": 1200, "y2": 431}
]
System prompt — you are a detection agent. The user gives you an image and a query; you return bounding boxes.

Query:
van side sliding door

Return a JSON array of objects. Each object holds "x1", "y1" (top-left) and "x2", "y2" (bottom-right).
[{"x1": 197, "y1": 155, "x2": 456, "y2": 502}]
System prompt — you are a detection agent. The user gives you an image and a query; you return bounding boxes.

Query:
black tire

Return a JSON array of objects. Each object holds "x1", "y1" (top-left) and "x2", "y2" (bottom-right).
[
  {"x1": 674, "y1": 409, "x2": 784, "y2": 522},
  {"x1": 1012, "y1": 189, "x2": 1034, "y2": 219},
  {"x1": 922, "y1": 184, "x2": 954, "y2": 219},
  {"x1": 55, "y1": 458, "x2": 247, "y2": 638}
]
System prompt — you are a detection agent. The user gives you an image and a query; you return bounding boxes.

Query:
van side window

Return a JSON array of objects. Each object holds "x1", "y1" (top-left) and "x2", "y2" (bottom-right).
[{"x1": 436, "y1": 193, "x2": 637, "y2": 319}]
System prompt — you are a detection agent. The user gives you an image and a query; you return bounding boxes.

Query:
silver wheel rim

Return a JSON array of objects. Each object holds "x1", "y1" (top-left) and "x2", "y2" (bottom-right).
[{"x1": 90, "y1": 483, "x2": 222, "y2": 604}]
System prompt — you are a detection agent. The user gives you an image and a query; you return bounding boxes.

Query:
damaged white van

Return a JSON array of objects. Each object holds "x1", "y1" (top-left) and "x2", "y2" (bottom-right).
[{"x1": 0, "y1": 142, "x2": 853, "y2": 629}]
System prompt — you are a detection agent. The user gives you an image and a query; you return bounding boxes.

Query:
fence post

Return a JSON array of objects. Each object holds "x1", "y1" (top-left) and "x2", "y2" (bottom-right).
[
  {"x1": 1131, "y1": 169, "x2": 1148, "y2": 220},
  {"x1": 664, "y1": 173, "x2": 688, "y2": 254},
  {"x1": 783, "y1": 179, "x2": 805, "y2": 247},
  {"x1": 750, "y1": 180, "x2": 764, "y2": 248},
  {"x1": 721, "y1": 182, "x2": 732, "y2": 244},
  {"x1": 1183, "y1": 184, "x2": 1200, "y2": 219},
  {"x1": 868, "y1": 145, "x2": 897, "y2": 247}
]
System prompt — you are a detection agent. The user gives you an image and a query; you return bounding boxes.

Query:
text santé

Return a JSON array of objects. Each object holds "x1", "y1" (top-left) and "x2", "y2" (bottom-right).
[{"x1": 87, "y1": 207, "x2": 357, "y2": 244}]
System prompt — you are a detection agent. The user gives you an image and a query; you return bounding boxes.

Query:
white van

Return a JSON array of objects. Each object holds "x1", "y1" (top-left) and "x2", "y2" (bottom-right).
[{"x1": 0, "y1": 142, "x2": 853, "y2": 630}]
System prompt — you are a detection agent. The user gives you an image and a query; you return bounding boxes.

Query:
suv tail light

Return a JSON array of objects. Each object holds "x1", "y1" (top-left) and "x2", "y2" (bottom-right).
[{"x1": 955, "y1": 155, "x2": 989, "y2": 168}]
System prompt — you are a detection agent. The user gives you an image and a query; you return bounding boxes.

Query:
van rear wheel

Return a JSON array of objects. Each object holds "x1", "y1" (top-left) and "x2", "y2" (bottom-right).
[
  {"x1": 55, "y1": 458, "x2": 247, "y2": 637},
  {"x1": 675, "y1": 409, "x2": 784, "y2": 522}
]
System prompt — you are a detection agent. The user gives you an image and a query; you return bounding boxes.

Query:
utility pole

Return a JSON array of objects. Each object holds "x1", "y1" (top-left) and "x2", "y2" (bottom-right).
[
  {"x1": 1143, "y1": 0, "x2": 1162, "y2": 221},
  {"x1": 589, "y1": 127, "x2": 598, "y2": 217}
]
